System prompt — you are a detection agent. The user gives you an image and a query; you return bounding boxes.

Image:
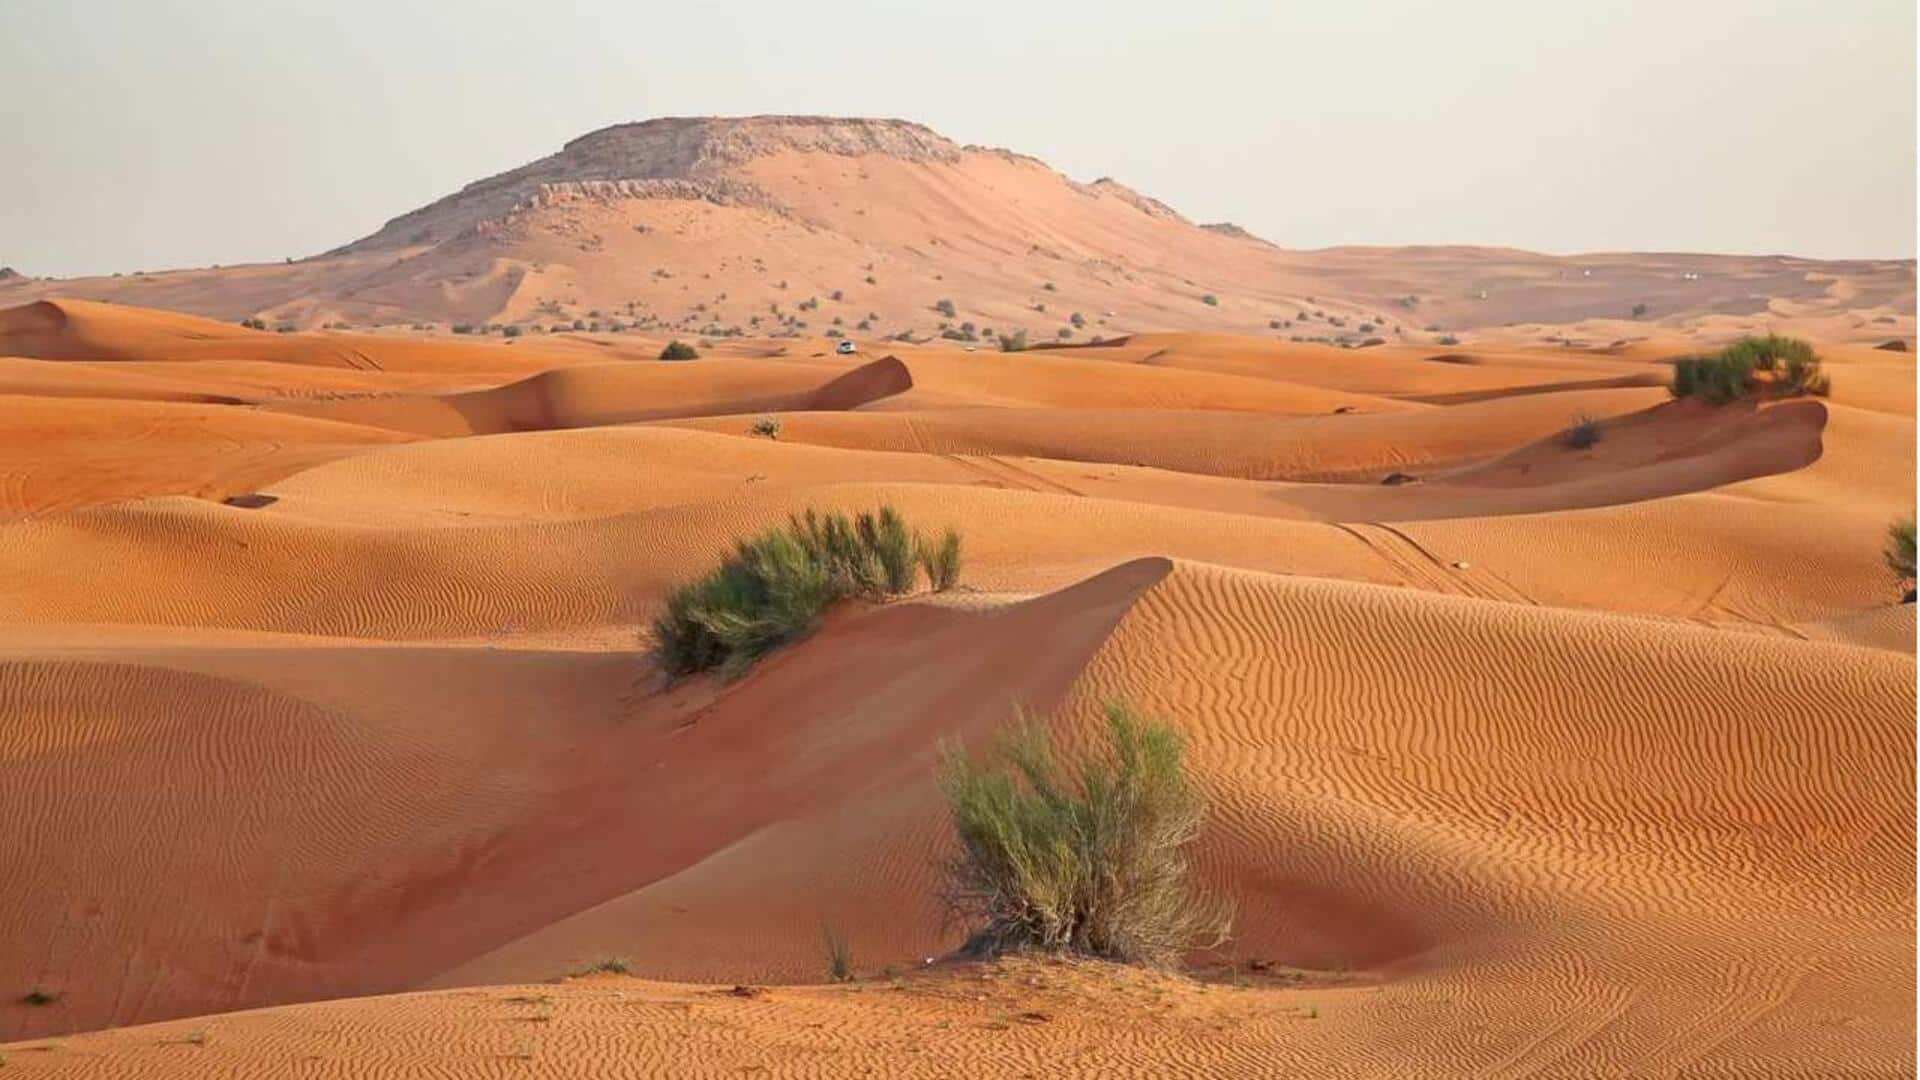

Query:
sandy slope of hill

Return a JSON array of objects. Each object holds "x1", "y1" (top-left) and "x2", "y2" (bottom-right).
[
  {"x1": 0, "y1": 298, "x2": 1911, "y2": 1077},
  {"x1": 1, "y1": 117, "x2": 1913, "y2": 346}
]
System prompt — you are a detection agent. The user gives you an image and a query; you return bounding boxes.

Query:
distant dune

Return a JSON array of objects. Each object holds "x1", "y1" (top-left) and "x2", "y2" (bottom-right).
[
  {"x1": 0, "y1": 116, "x2": 1912, "y2": 346},
  {"x1": 0, "y1": 295, "x2": 1910, "y2": 1076}
]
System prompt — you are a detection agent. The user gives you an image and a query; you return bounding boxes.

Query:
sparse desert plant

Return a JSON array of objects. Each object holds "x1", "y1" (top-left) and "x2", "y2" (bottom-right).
[
  {"x1": 999, "y1": 330, "x2": 1028, "y2": 352},
  {"x1": 573, "y1": 958, "x2": 631, "y2": 976},
  {"x1": 503, "y1": 325, "x2": 523, "y2": 338},
  {"x1": 1057, "y1": 328, "x2": 1073, "y2": 339},
  {"x1": 856, "y1": 505, "x2": 919, "y2": 593},
  {"x1": 918, "y1": 527, "x2": 963, "y2": 591},
  {"x1": 822, "y1": 925, "x2": 854, "y2": 982},
  {"x1": 450, "y1": 323, "x2": 475, "y2": 334},
  {"x1": 653, "y1": 506, "x2": 957, "y2": 677},
  {"x1": 1042, "y1": 281, "x2": 1057, "y2": 292},
  {"x1": 1632, "y1": 302, "x2": 1649, "y2": 318},
  {"x1": 934, "y1": 298, "x2": 957, "y2": 318},
  {"x1": 21, "y1": 989, "x2": 57, "y2": 1006},
  {"x1": 1070, "y1": 312, "x2": 1086, "y2": 328},
  {"x1": 659, "y1": 340, "x2": 699, "y2": 360},
  {"x1": 865, "y1": 275, "x2": 877, "y2": 285},
  {"x1": 939, "y1": 701, "x2": 1231, "y2": 967},
  {"x1": 1563, "y1": 413, "x2": 1602, "y2": 449},
  {"x1": 1672, "y1": 334, "x2": 1828, "y2": 403},
  {"x1": 1436, "y1": 334, "x2": 1460, "y2": 346},
  {"x1": 239, "y1": 316, "x2": 268, "y2": 330},
  {"x1": 750, "y1": 415, "x2": 782, "y2": 439},
  {"x1": 1886, "y1": 516, "x2": 1916, "y2": 602},
  {"x1": 1200, "y1": 294, "x2": 1219, "y2": 306}
]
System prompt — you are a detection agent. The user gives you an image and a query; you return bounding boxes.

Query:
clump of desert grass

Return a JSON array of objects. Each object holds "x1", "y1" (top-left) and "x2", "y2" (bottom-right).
[
  {"x1": 1562, "y1": 413, "x2": 1602, "y2": 449},
  {"x1": 1887, "y1": 516, "x2": 1915, "y2": 602},
  {"x1": 1670, "y1": 334, "x2": 1829, "y2": 404},
  {"x1": 654, "y1": 506, "x2": 964, "y2": 677},
  {"x1": 937, "y1": 701, "x2": 1231, "y2": 968}
]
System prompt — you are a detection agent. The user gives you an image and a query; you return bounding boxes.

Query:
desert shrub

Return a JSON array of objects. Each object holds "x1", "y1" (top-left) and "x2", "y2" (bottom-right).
[
  {"x1": 999, "y1": 330, "x2": 1028, "y2": 352},
  {"x1": 830, "y1": 290, "x2": 844, "y2": 301},
  {"x1": 1057, "y1": 328, "x2": 1073, "y2": 339},
  {"x1": 502, "y1": 325, "x2": 522, "y2": 338},
  {"x1": 660, "y1": 340, "x2": 699, "y2": 360},
  {"x1": 572, "y1": 319, "x2": 586, "y2": 331},
  {"x1": 938, "y1": 702, "x2": 1231, "y2": 967},
  {"x1": 822, "y1": 926, "x2": 854, "y2": 982},
  {"x1": 1887, "y1": 516, "x2": 1916, "y2": 602},
  {"x1": 865, "y1": 275, "x2": 878, "y2": 285},
  {"x1": 1070, "y1": 312, "x2": 1086, "y2": 328},
  {"x1": 750, "y1": 416, "x2": 781, "y2": 439},
  {"x1": 934, "y1": 298, "x2": 957, "y2": 318},
  {"x1": 239, "y1": 316, "x2": 268, "y2": 331},
  {"x1": 654, "y1": 507, "x2": 959, "y2": 677},
  {"x1": 919, "y1": 527, "x2": 962, "y2": 591},
  {"x1": 1673, "y1": 334, "x2": 1828, "y2": 403},
  {"x1": 274, "y1": 323, "x2": 296, "y2": 333},
  {"x1": 1268, "y1": 319, "x2": 1282, "y2": 330},
  {"x1": 853, "y1": 505, "x2": 919, "y2": 593},
  {"x1": 1632, "y1": 302, "x2": 1649, "y2": 318},
  {"x1": 1563, "y1": 413, "x2": 1601, "y2": 449},
  {"x1": 1200, "y1": 294, "x2": 1219, "y2": 306},
  {"x1": 1042, "y1": 281, "x2": 1057, "y2": 292},
  {"x1": 1436, "y1": 334, "x2": 1460, "y2": 346}
]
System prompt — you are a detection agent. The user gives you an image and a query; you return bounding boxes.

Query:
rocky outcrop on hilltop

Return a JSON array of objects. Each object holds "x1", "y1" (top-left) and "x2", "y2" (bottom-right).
[{"x1": 342, "y1": 117, "x2": 965, "y2": 253}]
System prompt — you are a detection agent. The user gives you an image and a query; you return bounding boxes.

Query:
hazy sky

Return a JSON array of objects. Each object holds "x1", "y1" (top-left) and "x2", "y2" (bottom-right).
[{"x1": 3, "y1": 0, "x2": 1913, "y2": 277}]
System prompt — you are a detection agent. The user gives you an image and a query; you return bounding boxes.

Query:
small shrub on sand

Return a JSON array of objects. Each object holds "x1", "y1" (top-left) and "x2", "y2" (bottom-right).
[
  {"x1": 1435, "y1": 334, "x2": 1460, "y2": 346},
  {"x1": 659, "y1": 340, "x2": 699, "y2": 361},
  {"x1": 750, "y1": 416, "x2": 782, "y2": 439},
  {"x1": 938, "y1": 702, "x2": 1231, "y2": 967},
  {"x1": 1563, "y1": 413, "x2": 1601, "y2": 449},
  {"x1": 1887, "y1": 516, "x2": 1916, "y2": 602},
  {"x1": 999, "y1": 330, "x2": 1028, "y2": 352},
  {"x1": 654, "y1": 507, "x2": 961, "y2": 677},
  {"x1": 21, "y1": 989, "x2": 58, "y2": 1006},
  {"x1": 1200, "y1": 294, "x2": 1220, "y2": 306},
  {"x1": 573, "y1": 958, "x2": 630, "y2": 976},
  {"x1": 934, "y1": 298, "x2": 957, "y2": 318},
  {"x1": 822, "y1": 925, "x2": 854, "y2": 982},
  {"x1": 919, "y1": 527, "x2": 963, "y2": 591},
  {"x1": 1671, "y1": 334, "x2": 1828, "y2": 404}
]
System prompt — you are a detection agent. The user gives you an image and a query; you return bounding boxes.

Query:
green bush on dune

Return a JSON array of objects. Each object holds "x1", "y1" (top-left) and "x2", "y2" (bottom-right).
[
  {"x1": 659, "y1": 340, "x2": 700, "y2": 361},
  {"x1": 653, "y1": 507, "x2": 964, "y2": 677},
  {"x1": 1886, "y1": 516, "x2": 1915, "y2": 603},
  {"x1": 938, "y1": 701, "x2": 1231, "y2": 967},
  {"x1": 1670, "y1": 334, "x2": 1829, "y2": 404}
]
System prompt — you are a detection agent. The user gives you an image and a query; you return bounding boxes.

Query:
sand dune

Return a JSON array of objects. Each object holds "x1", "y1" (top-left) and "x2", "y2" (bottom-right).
[{"x1": 0, "y1": 297, "x2": 1910, "y2": 1076}]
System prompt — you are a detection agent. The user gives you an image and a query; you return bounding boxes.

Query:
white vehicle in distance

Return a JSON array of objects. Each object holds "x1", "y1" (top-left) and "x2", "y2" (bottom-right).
[{"x1": 836, "y1": 340, "x2": 857, "y2": 355}]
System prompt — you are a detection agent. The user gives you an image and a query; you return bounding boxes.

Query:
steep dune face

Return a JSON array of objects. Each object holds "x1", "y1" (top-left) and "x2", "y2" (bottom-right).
[
  {"x1": 1, "y1": 117, "x2": 1911, "y2": 341},
  {"x1": 0, "y1": 298, "x2": 1910, "y2": 1075}
]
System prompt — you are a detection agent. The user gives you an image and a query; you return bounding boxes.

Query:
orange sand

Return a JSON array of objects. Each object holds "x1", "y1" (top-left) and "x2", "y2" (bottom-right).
[{"x1": 0, "y1": 296, "x2": 1911, "y2": 1077}]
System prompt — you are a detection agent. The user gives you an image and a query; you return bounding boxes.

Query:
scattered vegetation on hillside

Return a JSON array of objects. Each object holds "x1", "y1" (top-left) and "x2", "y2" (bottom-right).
[
  {"x1": 1670, "y1": 334, "x2": 1829, "y2": 404},
  {"x1": 934, "y1": 298, "x2": 957, "y2": 318},
  {"x1": 654, "y1": 507, "x2": 964, "y2": 677},
  {"x1": 1887, "y1": 516, "x2": 1916, "y2": 602},
  {"x1": 938, "y1": 701, "x2": 1232, "y2": 967},
  {"x1": 999, "y1": 330, "x2": 1028, "y2": 352},
  {"x1": 660, "y1": 340, "x2": 700, "y2": 360}
]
